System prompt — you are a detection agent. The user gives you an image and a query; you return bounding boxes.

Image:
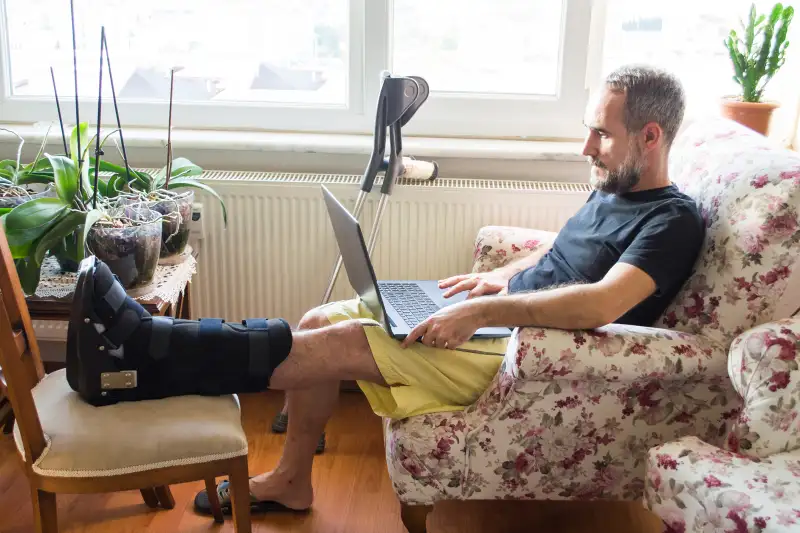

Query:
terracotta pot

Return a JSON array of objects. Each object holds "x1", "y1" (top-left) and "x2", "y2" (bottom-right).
[{"x1": 720, "y1": 98, "x2": 780, "y2": 135}]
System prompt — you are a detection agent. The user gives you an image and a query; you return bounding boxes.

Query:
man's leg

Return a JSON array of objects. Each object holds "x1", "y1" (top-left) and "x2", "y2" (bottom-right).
[{"x1": 246, "y1": 308, "x2": 385, "y2": 508}]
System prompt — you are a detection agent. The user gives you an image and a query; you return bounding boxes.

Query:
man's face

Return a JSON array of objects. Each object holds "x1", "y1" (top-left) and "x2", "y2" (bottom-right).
[{"x1": 582, "y1": 88, "x2": 644, "y2": 195}]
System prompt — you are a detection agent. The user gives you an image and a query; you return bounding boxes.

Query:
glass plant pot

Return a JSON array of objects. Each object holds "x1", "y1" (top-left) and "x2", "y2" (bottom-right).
[
  {"x1": 0, "y1": 183, "x2": 56, "y2": 209},
  {"x1": 86, "y1": 205, "x2": 162, "y2": 291},
  {"x1": 119, "y1": 190, "x2": 194, "y2": 262}
]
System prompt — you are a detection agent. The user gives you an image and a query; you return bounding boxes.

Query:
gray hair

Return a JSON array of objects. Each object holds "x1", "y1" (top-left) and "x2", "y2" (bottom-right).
[{"x1": 605, "y1": 65, "x2": 686, "y2": 148}]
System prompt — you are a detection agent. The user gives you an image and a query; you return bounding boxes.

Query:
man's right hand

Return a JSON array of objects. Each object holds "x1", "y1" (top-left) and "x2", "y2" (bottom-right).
[{"x1": 438, "y1": 269, "x2": 513, "y2": 300}]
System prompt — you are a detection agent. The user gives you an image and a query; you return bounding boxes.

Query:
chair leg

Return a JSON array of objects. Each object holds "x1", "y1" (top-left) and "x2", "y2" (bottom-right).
[
  {"x1": 31, "y1": 488, "x2": 57, "y2": 533},
  {"x1": 205, "y1": 477, "x2": 224, "y2": 524},
  {"x1": 228, "y1": 457, "x2": 252, "y2": 533},
  {"x1": 154, "y1": 485, "x2": 175, "y2": 510},
  {"x1": 2, "y1": 412, "x2": 15, "y2": 434},
  {"x1": 400, "y1": 503, "x2": 433, "y2": 533},
  {"x1": 140, "y1": 488, "x2": 160, "y2": 508}
]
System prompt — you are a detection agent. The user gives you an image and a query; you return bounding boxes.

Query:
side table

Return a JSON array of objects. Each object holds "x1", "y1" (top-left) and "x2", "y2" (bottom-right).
[{"x1": 0, "y1": 249, "x2": 197, "y2": 435}]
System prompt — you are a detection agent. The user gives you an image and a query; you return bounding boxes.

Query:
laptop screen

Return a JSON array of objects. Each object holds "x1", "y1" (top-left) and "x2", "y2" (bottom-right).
[{"x1": 321, "y1": 186, "x2": 389, "y2": 330}]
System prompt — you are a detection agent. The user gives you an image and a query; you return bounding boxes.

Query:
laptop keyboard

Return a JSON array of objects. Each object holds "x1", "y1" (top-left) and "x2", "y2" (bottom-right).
[{"x1": 379, "y1": 282, "x2": 441, "y2": 327}]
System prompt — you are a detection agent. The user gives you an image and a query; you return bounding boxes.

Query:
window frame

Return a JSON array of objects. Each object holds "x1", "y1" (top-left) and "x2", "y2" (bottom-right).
[{"x1": 0, "y1": 0, "x2": 594, "y2": 140}]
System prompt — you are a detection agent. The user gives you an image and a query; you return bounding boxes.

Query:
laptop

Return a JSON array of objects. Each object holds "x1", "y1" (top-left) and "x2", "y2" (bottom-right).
[{"x1": 321, "y1": 185, "x2": 512, "y2": 340}]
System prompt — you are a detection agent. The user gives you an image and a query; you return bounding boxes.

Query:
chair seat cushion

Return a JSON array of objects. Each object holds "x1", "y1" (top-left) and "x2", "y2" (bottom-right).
[{"x1": 13, "y1": 369, "x2": 248, "y2": 477}]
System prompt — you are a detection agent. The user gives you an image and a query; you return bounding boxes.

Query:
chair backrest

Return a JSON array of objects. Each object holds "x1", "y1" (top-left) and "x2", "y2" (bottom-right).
[
  {"x1": 657, "y1": 117, "x2": 800, "y2": 347},
  {"x1": 0, "y1": 227, "x2": 48, "y2": 466}
]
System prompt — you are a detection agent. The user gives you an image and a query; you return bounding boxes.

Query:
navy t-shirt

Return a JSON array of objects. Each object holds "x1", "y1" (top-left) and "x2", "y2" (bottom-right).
[{"x1": 507, "y1": 185, "x2": 705, "y2": 326}]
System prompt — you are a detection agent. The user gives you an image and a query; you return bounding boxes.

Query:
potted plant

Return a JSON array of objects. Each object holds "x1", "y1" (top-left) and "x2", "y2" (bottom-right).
[
  {"x1": 722, "y1": 2, "x2": 794, "y2": 135},
  {"x1": 106, "y1": 156, "x2": 223, "y2": 263},
  {"x1": 85, "y1": 198, "x2": 162, "y2": 291},
  {"x1": 101, "y1": 69, "x2": 227, "y2": 263},
  {"x1": 0, "y1": 128, "x2": 57, "y2": 212}
]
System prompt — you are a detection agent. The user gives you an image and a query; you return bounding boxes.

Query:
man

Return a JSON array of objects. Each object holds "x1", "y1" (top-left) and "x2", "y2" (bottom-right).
[
  {"x1": 188, "y1": 63, "x2": 705, "y2": 513},
  {"x1": 72, "y1": 64, "x2": 704, "y2": 514}
]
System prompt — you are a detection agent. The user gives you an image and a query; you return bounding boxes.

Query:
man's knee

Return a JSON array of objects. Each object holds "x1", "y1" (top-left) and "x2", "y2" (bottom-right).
[{"x1": 297, "y1": 307, "x2": 332, "y2": 330}]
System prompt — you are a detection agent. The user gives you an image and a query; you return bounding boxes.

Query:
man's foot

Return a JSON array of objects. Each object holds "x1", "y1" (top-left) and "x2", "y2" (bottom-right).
[
  {"x1": 248, "y1": 470, "x2": 314, "y2": 511},
  {"x1": 193, "y1": 476, "x2": 311, "y2": 517}
]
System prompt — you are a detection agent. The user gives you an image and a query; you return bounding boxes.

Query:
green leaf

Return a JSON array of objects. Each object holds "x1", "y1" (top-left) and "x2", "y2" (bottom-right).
[
  {"x1": 167, "y1": 178, "x2": 227, "y2": 228},
  {"x1": 33, "y1": 210, "x2": 86, "y2": 265},
  {"x1": 13, "y1": 257, "x2": 42, "y2": 296},
  {"x1": 47, "y1": 154, "x2": 79, "y2": 205},
  {"x1": 3, "y1": 197, "x2": 69, "y2": 255},
  {"x1": 81, "y1": 209, "x2": 104, "y2": 255},
  {"x1": 91, "y1": 159, "x2": 150, "y2": 189}
]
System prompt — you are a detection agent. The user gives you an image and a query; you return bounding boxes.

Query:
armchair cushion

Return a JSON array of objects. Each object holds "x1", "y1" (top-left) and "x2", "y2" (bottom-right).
[
  {"x1": 645, "y1": 436, "x2": 800, "y2": 533},
  {"x1": 726, "y1": 319, "x2": 800, "y2": 459}
]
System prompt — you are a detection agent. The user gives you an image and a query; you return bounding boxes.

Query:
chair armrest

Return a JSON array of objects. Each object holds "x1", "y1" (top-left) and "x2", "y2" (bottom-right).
[
  {"x1": 471, "y1": 226, "x2": 557, "y2": 273},
  {"x1": 504, "y1": 324, "x2": 728, "y2": 383},
  {"x1": 726, "y1": 318, "x2": 800, "y2": 458}
]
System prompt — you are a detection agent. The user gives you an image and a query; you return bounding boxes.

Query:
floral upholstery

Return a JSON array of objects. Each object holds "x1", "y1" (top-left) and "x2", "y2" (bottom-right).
[
  {"x1": 645, "y1": 319, "x2": 800, "y2": 532},
  {"x1": 385, "y1": 117, "x2": 800, "y2": 511},
  {"x1": 645, "y1": 436, "x2": 800, "y2": 533},
  {"x1": 658, "y1": 118, "x2": 800, "y2": 347},
  {"x1": 727, "y1": 319, "x2": 800, "y2": 459}
]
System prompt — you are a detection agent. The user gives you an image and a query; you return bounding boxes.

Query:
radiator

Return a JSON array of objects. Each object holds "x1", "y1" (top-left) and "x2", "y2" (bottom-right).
[
  {"x1": 190, "y1": 172, "x2": 591, "y2": 326},
  {"x1": 33, "y1": 172, "x2": 591, "y2": 341}
]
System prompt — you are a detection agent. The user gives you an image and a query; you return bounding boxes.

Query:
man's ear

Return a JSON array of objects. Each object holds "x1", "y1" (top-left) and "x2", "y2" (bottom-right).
[{"x1": 642, "y1": 122, "x2": 662, "y2": 150}]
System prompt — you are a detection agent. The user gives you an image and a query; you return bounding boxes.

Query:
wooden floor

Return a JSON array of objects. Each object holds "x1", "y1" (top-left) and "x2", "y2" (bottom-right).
[{"x1": 0, "y1": 390, "x2": 663, "y2": 533}]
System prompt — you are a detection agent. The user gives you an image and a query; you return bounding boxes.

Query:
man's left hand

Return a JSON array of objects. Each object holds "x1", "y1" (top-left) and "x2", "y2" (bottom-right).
[{"x1": 400, "y1": 299, "x2": 486, "y2": 350}]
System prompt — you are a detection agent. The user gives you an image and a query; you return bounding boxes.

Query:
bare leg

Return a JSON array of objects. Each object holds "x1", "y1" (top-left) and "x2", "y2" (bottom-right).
[
  {"x1": 249, "y1": 308, "x2": 386, "y2": 507},
  {"x1": 268, "y1": 317, "x2": 386, "y2": 390}
]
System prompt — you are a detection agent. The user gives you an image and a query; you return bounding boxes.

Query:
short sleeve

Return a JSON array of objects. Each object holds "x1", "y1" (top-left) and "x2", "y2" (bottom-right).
[{"x1": 618, "y1": 207, "x2": 704, "y2": 296}]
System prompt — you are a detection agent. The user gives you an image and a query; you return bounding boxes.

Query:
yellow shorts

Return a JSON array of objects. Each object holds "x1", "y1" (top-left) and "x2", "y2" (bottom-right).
[{"x1": 320, "y1": 298, "x2": 508, "y2": 420}]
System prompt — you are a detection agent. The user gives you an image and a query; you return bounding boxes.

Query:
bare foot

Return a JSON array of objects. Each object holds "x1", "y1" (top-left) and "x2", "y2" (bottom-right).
[{"x1": 248, "y1": 469, "x2": 313, "y2": 510}]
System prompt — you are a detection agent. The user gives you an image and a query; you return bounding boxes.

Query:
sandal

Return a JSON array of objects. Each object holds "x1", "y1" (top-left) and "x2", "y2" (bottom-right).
[{"x1": 193, "y1": 479, "x2": 310, "y2": 516}]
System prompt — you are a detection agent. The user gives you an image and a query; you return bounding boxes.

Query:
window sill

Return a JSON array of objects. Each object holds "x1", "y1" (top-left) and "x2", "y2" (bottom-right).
[{"x1": 0, "y1": 123, "x2": 588, "y2": 181}]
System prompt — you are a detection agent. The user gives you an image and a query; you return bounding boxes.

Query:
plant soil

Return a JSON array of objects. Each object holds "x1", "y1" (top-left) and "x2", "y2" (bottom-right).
[{"x1": 86, "y1": 216, "x2": 161, "y2": 289}]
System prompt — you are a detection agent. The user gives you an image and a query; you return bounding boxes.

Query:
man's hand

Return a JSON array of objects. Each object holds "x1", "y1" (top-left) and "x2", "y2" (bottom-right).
[
  {"x1": 400, "y1": 299, "x2": 486, "y2": 350},
  {"x1": 438, "y1": 270, "x2": 512, "y2": 299}
]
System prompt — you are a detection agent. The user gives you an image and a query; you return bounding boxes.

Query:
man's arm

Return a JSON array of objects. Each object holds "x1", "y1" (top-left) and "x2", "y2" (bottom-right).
[
  {"x1": 440, "y1": 240, "x2": 554, "y2": 298},
  {"x1": 475, "y1": 262, "x2": 656, "y2": 330},
  {"x1": 402, "y1": 262, "x2": 655, "y2": 349}
]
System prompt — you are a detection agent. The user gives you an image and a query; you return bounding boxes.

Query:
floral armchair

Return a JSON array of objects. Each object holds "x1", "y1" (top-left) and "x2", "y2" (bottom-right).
[{"x1": 387, "y1": 117, "x2": 800, "y2": 533}]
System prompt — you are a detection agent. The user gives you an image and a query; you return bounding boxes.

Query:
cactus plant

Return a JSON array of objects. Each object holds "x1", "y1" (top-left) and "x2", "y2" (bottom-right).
[{"x1": 725, "y1": 2, "x2": 794, "y2": 103}]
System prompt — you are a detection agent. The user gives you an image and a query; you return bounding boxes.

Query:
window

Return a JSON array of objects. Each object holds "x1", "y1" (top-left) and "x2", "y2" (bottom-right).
[
  {"x1": 597, "y1": 0, "x2": 800, "y2": 121},
  {"x1": 0, "y1": 0, "x2": 592, "y2": 139},
  {"x1": 1, "y1": 1, "x2": 796, "y2": 141}
]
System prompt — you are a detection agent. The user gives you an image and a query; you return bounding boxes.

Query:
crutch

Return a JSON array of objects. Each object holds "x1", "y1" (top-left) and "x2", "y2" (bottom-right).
[{"x1": 320, "y1": 73, "x2": 436, "y2": 305}]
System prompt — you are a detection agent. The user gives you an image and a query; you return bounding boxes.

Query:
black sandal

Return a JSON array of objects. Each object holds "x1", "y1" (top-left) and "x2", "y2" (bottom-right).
[{"x1": 193, "y1": 479, "x2": 310, "y2": 516}]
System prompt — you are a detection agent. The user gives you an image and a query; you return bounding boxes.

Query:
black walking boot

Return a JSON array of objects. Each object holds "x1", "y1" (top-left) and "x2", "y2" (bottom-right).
[{"x1": 67, "y1": 256, "x2": 293, "y2": 406}]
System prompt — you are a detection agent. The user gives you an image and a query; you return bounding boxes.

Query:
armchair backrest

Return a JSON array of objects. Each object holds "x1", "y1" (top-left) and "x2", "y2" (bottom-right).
[{"x1": 658, "y1": 117, "x2": 800, "y2": 347}]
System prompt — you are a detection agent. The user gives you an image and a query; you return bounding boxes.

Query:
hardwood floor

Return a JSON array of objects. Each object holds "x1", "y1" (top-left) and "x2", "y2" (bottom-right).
[{"x1": 0, "y1": 390, "x2": 663, "y2": 533}]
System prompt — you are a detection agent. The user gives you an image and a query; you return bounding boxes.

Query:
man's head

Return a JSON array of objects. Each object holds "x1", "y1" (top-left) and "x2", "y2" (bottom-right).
[{"x1": 582, "y1": 65, "x2": 686, "y2": 194}]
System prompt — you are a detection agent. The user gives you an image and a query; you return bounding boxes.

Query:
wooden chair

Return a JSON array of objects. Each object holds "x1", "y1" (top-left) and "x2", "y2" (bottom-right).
[{"x1": 0, "y1": 228, "x2": 252, "y2": 533}]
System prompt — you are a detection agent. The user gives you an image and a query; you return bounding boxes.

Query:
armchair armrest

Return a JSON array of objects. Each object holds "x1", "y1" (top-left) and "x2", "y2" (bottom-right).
[
  {"x1": 472, "y1": 226, "x2": 557, "y2": 273},
  {"x1": 505, "y1": 324, "x2": 728, "y2": 383},
  {"x1": 726, "y1": 318, "x2": 800, "y2": 458}
]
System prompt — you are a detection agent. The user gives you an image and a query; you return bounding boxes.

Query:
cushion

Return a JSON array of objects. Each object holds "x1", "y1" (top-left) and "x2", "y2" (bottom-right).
[
  {"x1": 726, "y1": 319, "x2": 800, "y2": 459},
  {"x1": 14, "y1": 369, "x2": 248, "y2": 477},
  {"x1": 659, "y1": 117, "x2": 800, "y2": 346},
  {"x1": 645, "y1": 436, "x2": 800, "y2": 533}
]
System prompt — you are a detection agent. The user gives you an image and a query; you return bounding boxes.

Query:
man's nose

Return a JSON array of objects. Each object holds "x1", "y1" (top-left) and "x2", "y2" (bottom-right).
[{"x1": 582, "y1": 133, "x2": 597, "y2": 158}]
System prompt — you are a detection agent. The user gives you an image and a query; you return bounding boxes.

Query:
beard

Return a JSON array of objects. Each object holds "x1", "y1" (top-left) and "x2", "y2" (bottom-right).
[{"x1": 589, "y1": 142, "x2": 644, "y2": 194}]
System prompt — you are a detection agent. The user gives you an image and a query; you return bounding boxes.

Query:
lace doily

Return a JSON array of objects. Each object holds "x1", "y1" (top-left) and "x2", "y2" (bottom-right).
[{"x1": 34, "y1": 248, "x2": 197, "y2": 306}]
